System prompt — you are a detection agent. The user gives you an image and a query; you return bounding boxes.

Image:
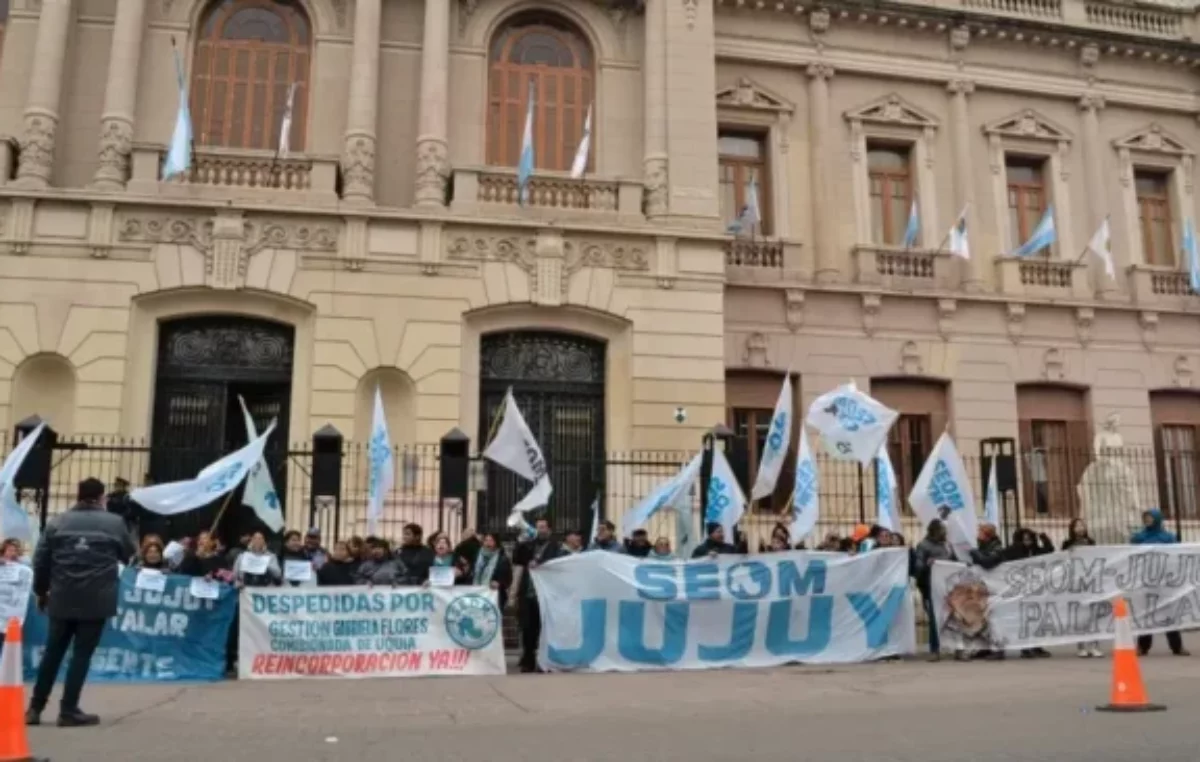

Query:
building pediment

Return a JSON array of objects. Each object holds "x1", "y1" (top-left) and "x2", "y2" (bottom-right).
[
  {"x1": 983, "y1": 109, "x2": 1072, "y2": 143},
  {"x1": 716, "y1": 78, "x2": 793, "y2": 113},
  {"x1": 1113, "y1": 123, "x2": 1192, "y2": 156},
  {"x1": 843, "y1": 93, "x2": 938, "y2": 130}
]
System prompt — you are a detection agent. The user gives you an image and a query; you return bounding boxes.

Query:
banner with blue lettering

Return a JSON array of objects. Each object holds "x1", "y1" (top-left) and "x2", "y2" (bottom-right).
[
  {"x1": 22, "y1": 569, "x2": 237, "y2": 682},
  {"x1": 533, "y1": 549, "x2": 916, "y2": 671}
]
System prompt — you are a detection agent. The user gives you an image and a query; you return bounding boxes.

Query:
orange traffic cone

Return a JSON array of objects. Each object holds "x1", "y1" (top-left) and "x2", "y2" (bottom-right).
[{"x1": 1096, "y1": 598, "x2": 1166, "y2": 713}]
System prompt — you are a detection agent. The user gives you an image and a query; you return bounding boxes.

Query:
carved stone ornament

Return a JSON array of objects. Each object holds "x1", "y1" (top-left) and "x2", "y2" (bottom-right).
[
  {"x1": 844, "y1": 93, "x2": 938, "y2": 131},
  {"x1": 900, "y1": 340, "x2": 923, "y2": 375},
  {"x1": 118, "y1": 215, "x2": 214, "y2": 252},
  {"x1": 243, "y1": 220, "x2": 340, "y2": 256},
  {"x1": 340, "y1": 132, "x2": 376, "y2": 202},
  {"x1": 949, "y1": 25, "x2": 969, "y2": 51},
  {"x1": 937, "y1": 298, "x2": 956, "y2": 340},
  {"x1": 563, "y1": 239, "x2": 650, "y2": 273},
  {"x1": 1140, "y1": 311, "x2": 1159, "y2": 350},
  {"x1": 16, "y1": 113, "x2": 57, "y2": 187},
  {"x1": 743, "y1": 332, "x2": 769, "y2": 368},
  {"x1": 92, "y1": 117, "x2": 133, "y2": 190},
  {"x1": 809, "y1": 7, "x2": 830, "y2": 33},
  {"x1": 1080, "y1": 43, "x2": 1100, "y2": 68},
  {"x1": 414, "y1": 138, "x2": 449, "y2": 207},
  {"x1": 1174, "y1": 355, "x2": 1193, "y2": 388},
  {"x1": 716, "y1": 78, "x2": 794, "y2": 113},
  {"x1": 643, "y1": 157, "x2": 668, "y2": 218},
  {"x1": 446, "y1": 234, "x2": 537, "y2": 271},
  {"x1": 682, "y1": 0, "x2": 698, "y2": 29},
  {"x1": 1075, "y1": 306, "x2": 1094, "y2": 347},
  {"x1": 784, "y1": 289, "x2": 805, "y2": 332},
  {"x1": 1042, "y1": 348, "x2": 1065, "y2": 382},
  {"x1": 983, "y1": 109, "x2": 1072, "y2": 143},
  {"x1": 1006, "y1": 302, "x2": 1026, "y2": 343},
  {"x1": 862, "y1": 293, "x2": 882, "y2": 337},
  {"x1": 1113, "y1": 123, "x2": 1192, "y2": 157}
]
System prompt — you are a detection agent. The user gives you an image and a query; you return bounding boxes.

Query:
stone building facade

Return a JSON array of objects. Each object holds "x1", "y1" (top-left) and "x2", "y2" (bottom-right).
[{"x1": 0, "y1": 0, "x2": 1197, "y2": 530}]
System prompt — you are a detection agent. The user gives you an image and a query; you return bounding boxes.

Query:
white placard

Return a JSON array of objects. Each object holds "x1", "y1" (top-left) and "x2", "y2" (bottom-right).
[
  {"x1": 135, "y1": 568, "x2": 167, "y2": 593},
  {"x1": 284, "y1": 560, "x2": 313, "y2": 582},
  {"x1": 429, "y1": 565, "x2": 455, "y2": 588},
  {"x1": 189, "y1": 576, "x2": 221, "y2": 600},
  {"x1": 0, "y1": 564, "x2": 20, "y2": 583},
  {"x1": 241, "y1": 553, "x2": 271, "y2": 575},
  {"x1": 163, "y1": 541, "x2": 185, "y2": 564}
]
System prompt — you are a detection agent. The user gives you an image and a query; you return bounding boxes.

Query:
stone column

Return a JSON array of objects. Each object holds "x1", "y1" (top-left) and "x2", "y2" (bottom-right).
[
  {"x1": 16, "y1": 0, "x2": 74, "y2": 188},
  {"x1": 414, "y1": 0, "x2": 450, "y2": 207},
  {"x1": 91, "y1": 0, "x2": 149, "y2": 189},
  {"x1": 948, "y1": 79, "x2": 981, "y2": 290},
  {"x1": 340, "y1": 0, "x2": 382, "y2": 204},
  {"x1": 642, "y1": 0, "x2": 667, "y2": 218},
  {"x1": 1079, "y1": 94, "x2": 1115, "y2": 291},
  {"x1": 807, "y1": 63, "x2": 837, "y2": 283}
]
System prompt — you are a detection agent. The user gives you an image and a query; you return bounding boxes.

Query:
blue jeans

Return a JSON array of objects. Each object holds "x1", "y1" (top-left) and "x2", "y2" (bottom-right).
[{"x1": 923, "y1": 596, "x2": 940, "y2": 654}]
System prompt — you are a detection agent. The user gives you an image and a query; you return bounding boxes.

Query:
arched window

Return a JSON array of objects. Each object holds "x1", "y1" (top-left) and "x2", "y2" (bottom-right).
[
  {"x1": 191, "y1": 0, "x2": 311, "y2": 151},
  {"x1": 487, "y1": 14, "x2": 593, "y2": 172}
]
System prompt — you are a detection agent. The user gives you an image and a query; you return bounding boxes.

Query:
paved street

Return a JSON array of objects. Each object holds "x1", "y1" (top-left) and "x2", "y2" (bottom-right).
[{"x1": 24, "y1": 652, "x2": 1200, "y2": 761}]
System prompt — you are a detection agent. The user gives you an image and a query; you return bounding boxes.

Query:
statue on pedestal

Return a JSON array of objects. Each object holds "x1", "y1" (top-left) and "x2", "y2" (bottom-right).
[{"x1": 1076, "y1": 413, "x2": 1143, "y2": 545}]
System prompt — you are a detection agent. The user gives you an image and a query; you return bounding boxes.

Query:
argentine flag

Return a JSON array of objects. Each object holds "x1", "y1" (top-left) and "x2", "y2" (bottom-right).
[
  {"x1": 902, "y1": 198, "x2": 919, "y2": 248},
  {"x1": 1185, "y1": 218, "x2": 1200, "y2": 294},
  {"x1": 162, "y1": 42, "x2": 193, "y2": 180},
  {"x1": 517, "y1": 82, "x2": 535, "y2": 206},
  {"x1": 1011, "y1": 206, "x2": 1056, "y2": 257}
]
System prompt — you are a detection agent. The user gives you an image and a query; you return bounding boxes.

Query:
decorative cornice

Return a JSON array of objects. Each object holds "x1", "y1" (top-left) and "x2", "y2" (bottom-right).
[
  {"x1": 716, "y1": 77, "x2": 795, "y2": 113},
  {"x1": 1113, "y1": 123, "x2": 1193, "y2": 157},
  {"x1": 982, "y1": 108, "x2": 1073, "y2": 143},
  {"x1": 844, "y1": 92, "x2": 938, "y2": 130}
]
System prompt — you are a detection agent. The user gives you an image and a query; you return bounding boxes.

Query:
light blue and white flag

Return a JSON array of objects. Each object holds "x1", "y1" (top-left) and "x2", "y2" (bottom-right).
[
  {"x1": 365, "y1": 386, "x2": 395, "y2": 536},
  {"x1": 238, "y1": 396, "x2": 283, "y2": 533},
  {"x1": 131, "y1": 423, "x2": 276, "y2": 516},
  {"x1": 569, "y1": 104, "x2": 592, "y2": 180},
  {"x1": 726, "y1": 176, "x2": 761, "y2": 236},
  {"x1": 589, "y1": 494, "x2": 601, "y2": 545},
  {"x1": 902, "y1": 198, "x2": 920, "y2": 249},
  {"x1": 672, "y1": 505, "x2": 694, "y2": 559},
  {"x1": 621, "y1": 452, "x2": 701, "y2": 533},
  {"x1": 750, "y1": 373, "x2": 793, "y2": 502},
  {"x1": 484, "y1": 389, "x2": 553, "y2": 526},
  {"x1": 0, "y1": 423, "x2": 45, "y2": 544},
  {"x1": 909, "y1": 431, "x2": 977, "y2": 557},
  {"x1": 806, "y1": 381, "x2": 899, "y2": 466},
  {"x1": 789, "y1": 428, "x2": 819, "y2": 542},
  {"x1": 983, "y1": 457, "x2": 1000, "y2": 529},
  {"x1": 1185, "y1": 218, "x2": 1200, "y2": 294},
  {"x1": 947, "y1": 205, "x2": 970, "y2": 260},
  {"x1": 875, "y1": 446, "x2": 900, "y2": 532},
  {"x1": 277, "y1": 81, "x2": 298, "y2": 159},
  {"x1": 162, "y1": 44, "x2": 193, "y2": 180},
  {"x1": 1086, "y1": 217, "x2": 1114, "y2": 280},
  {"x1": 517, "y1": 81, "x2": 535, "y2": 206},
  {"x1": 1011, "y1": 206, "x2": 1056, "y2": 257},
  {"x1": 706, "y1": 448, "x2": 747, "y2": 540}
]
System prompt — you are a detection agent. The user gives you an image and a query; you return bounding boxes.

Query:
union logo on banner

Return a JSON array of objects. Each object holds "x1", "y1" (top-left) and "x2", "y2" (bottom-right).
[
  {"x1": 828, "y1": 396, "x2": 878, "y2": 432},
  {"x1": 795, "y1": 460, "x2": 817, "y2": 508}
]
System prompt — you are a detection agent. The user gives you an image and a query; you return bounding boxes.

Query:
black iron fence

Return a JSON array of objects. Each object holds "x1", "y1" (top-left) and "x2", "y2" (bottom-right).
[{"x1": 2, "y1": 426, "x2": 1193, "y2": 548}]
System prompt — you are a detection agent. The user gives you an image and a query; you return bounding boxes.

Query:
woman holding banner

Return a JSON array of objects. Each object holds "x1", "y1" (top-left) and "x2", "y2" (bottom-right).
[{"x1": 471, "y1": 533, "x2": 513, "y2": 610}]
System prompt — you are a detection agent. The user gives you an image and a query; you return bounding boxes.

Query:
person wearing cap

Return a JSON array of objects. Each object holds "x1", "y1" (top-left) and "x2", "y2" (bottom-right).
[
  {"x1": 303, "y1": 527, "x2": 328, "y2": 570},
  {"x1": 691, "y1": 523, "x2": 737, "y2": 558},
  {"x1": 28, "y1": 477, "x2": 137, "y2": 727}
]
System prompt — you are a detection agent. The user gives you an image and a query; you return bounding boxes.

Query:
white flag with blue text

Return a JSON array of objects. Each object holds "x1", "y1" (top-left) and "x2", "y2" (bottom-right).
[
  {"x1": 875, "y1": 446, "x2": 900, "y2": 532},
  {"x1": 750, "y1": 374, "x2": 793, "y2": 501},
  {"x1": 484, "y1": 389, "x2": 553, "y2": 525},
  {"x1": 0, "y1": 423, "x2": 45, "y2": 544},
  {"x1": 983, "y1": 457, "x2": 1000, "y2": 529},
  {"x1": 365, "y1": 386, "x2": 394, "y2": 536},
  {"x1": 789, "y1": 428, "x2": 820, "y2": 542},
  {"x1": 131, "y1": 423, "x2": 276, "y2": 516},
  {"x1": 909, "y1": 431, "x2": 977, "y2": 556},
  {"x1": 706, "y1": 448, "x2": 747, "y2": 540},
  {"x1": 238, "y1": 396, "x2": 284, "y2": 533},
  {"x1": 806, "y1": 381, "x2": 899, "y2": 465},
  {"x1": 622, "y1": 453, "x2": 701, "y2": 533},
  {"x1": 162, "y1": 44, "x2": 192, "y2": 180}
]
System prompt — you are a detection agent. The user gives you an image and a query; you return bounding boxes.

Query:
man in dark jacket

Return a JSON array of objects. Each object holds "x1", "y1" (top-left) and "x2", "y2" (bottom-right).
[
  {"x1": 1131, "y1": 509, "x2": 1189, "y2": 656},
  {"x1": 512, "y1": 517, "x2": 564, "y2": 673},
  {"x1": 691, "y1": 523, "x2": 738, "y2": 558},
  {"x1": 395, "y1": 523, "x2": 434, "y2": 585},
  {"x1": 27, "y1": 478, "x2": 137, "y2": 727}
]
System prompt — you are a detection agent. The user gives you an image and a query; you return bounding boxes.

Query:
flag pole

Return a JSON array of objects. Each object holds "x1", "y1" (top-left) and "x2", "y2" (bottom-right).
[
  {"x1": 209, "y1": 489, "x2": 237, "y2": 535},
  {"x1": 169, "y1": 36, "x2": 197, "y2": 177}
]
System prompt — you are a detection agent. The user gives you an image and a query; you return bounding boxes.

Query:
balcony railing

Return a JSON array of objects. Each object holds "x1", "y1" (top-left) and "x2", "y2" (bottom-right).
[
  {"x1": 1084, "y1": 1, "x2": 1182, "y2": 36},
  {"x1": 853, "y1": 245, "x2": 958, "y2": 291},
  {"x1": 725, "y1": 238, "x2": 784, "y2": 268},
  {"x1": 450, "y1": 167, "x2": 643, "y2": 221},
  {"x1": 128, "y1": 144, "x2": 339, "y2": 204},
  {"x1": 1129, "y1": 265, "x2": 1199, "y2": 310},
  {"x1": 995, "y1": 256, "x2": 1091, "y2": 299}
]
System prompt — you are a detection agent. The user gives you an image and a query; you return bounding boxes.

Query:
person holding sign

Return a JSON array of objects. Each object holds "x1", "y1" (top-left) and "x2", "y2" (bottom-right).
[
  {"x1": 233, "y1": 532, "x2": 281, "y2": 588},
  {"x1": 133, "y1": 536, "x2": 168, "y2": 571},
  {"x1": 279, "y1": 530, "x2": 316, "y2": 587},
  {"x1": 27, "y1": 478, "x2": 137, "y2": 728},
  {"x1": 428, "y1": 536, "x2": 468, "y2": 588}
]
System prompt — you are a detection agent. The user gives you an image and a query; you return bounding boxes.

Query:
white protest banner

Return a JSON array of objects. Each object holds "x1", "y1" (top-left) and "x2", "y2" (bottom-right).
[
  {"x1": 622, "y1": 453, "x2": 701, "y2": 534},
  {"x1": 237, "y1": 396, "x2": 284, "y2": 533},
  {"x1": 0, "y1": 562, "x2": 32, "y2": 624},
  {"x1": 239, "y1": 585, "x2": 506, "y2": 680},
  {"x1": 483, "y1": 389, "x2": 552, "y2": 522},
  {"x1": 750, "y1": 374, "x2": 793, "y2": 501},
  {"x1": 533, "y1": 548, "x2": 915, "y2": 672},
  {"x1": 131, "y1": 423, "x2": 276, "y2": 516},
  {"x1": 930, "y1": 545, "x2": 1200, "y2": 653},
  {"x1": 0, "y1": 423, "x2": 46, "y2": 544},
  {"x1": 805, "y1": 382, "x2": 898, "y2": 465}
]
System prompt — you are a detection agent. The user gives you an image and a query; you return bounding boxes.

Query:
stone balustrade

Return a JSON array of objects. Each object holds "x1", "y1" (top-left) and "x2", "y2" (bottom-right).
[
  {"x1": 127, "y1": 143, "x2": 339, "y2": 204},
  {"x1": 852, "y1": 245, "x2": 959, "y2": 292},
  {"x1": 450, "y1": 167, "x2": 644, "y2": 222},
  {"x1": 995, "y1": 256, "x2": 1092, "y2": 299},
  {"x1": 1128, "y1": 264, "x2": 1200, "y2": 310}
]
